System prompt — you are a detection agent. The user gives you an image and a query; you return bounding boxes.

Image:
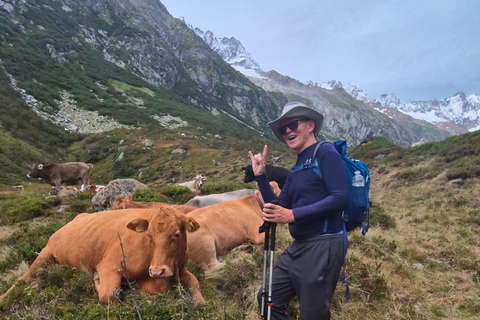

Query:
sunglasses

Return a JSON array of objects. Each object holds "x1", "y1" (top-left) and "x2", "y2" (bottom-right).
[{"x1": 277, "y1": 118, "x2": 309, "y2": 135}]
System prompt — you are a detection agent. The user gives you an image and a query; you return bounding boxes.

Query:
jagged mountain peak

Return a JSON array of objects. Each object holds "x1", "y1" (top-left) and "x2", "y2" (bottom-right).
[{"x1": 192, "y1": 27, "x2": 261, "y2": 71}]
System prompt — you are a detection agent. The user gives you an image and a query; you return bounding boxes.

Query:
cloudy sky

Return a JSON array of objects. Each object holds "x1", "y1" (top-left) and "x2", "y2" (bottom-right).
[{"x1": 160, "y1": 0, "x2": 479, "y2": 103}]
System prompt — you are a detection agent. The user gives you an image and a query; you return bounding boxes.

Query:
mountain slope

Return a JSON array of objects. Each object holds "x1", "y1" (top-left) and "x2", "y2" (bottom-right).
[
  {"x1": 192, "y1": 26, "x2": 452, "y2": 146},
  {"x1": 0, "y1": 0, "x2": 280, "y2": 139}
]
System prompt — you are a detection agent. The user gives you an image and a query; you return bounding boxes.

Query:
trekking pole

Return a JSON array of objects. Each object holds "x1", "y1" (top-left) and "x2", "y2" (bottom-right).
[
  {"x1": 266, "y1": 200, "x2": 280, "y2": 320},
  {"x1": 266, "y1": 221, "x2": 277, "y2": 320},
  {"x1": 258, "y1": 220, "x2": 270, "y2": 320}
]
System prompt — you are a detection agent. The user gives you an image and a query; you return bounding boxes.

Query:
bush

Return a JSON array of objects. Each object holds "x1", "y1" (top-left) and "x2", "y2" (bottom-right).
[
  {"x1": 0, "y1": 197, "x2": 61, "y2": 224},
  {"x1": 368, "y1": 202, "x2": 396, "y2": 230},
  {"x1": 132, "y1": 189, "x2": 171, "y2": 203},
  {"x1": 0, "y1": 223, "x2": 62, "y2": 273},
  {"x1": 160, "y1": 186, "x2": 193, "y2": 204}
]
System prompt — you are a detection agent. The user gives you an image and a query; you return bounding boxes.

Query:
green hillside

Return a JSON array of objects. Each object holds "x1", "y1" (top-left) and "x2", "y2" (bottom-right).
[{"x1": 0, "y1": 132, "x2": 479, "y2": 319}]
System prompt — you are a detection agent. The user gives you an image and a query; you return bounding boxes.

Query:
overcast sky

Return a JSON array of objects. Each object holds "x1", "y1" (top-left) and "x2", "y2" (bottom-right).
[{"x1": 160, "y1": 0, "x2": 480, "y2": 102}]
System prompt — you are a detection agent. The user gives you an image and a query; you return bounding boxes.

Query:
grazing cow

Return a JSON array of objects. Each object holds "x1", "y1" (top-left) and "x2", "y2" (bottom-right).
[
  {"x1": 242, "y1": 164, "x2": 289, "y2": 189},
  {"x1": 177, "y1": 174, "x2": 206, "y2": 193},
  {"x1": 185, "y1": 182, "x2": 281, "y2": 274},
  {"x1": 185, "y1": 189, "x2": 258, "y2": 208},
  {"x1": 27, "y1": 162, "x2": 93, "y2": 192},
  {"x1": 0, "y1": 207, "x2": 204, "y2": 305},
  {"x1": 110, "y1": 195, "x2": 197, "y2": 214}
]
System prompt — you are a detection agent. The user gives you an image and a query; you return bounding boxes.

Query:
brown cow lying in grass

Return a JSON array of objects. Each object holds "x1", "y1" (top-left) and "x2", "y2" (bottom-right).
[
  {"x1": 0, "y1": 207, "x2": 204, "y2": 305},
  {"x1": 185, "y1": 182, "x2": 281, "y2": 274},
  {"x1": 110, "y1": 195, "x2": 197, "y2": 214}
]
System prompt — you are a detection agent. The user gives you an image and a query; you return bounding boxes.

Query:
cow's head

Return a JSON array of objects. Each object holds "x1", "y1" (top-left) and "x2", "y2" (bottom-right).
[
  {"x1": 194, "y1": 174, "x2": 206, "y2": 189},
  {"x1": 242, "y1": 165, "x2": 255, "y2": 183},
  {"x1": 27, "y1": 164, "x2": 43, "y2": 179},
  {"x1": 126, "y1": 207, "x2": 200, "y2": 278},
  {"x1": 110, "y1": 195, "x2": 132, "y2": 210}
]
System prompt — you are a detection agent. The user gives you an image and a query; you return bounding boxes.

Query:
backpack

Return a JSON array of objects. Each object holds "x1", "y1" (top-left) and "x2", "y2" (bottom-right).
[
  {"x1": 312, "y1": 140, "x2": 371, "y2": 235},
  {"x1": 311, "y1": 139, "x2": 371, "y2": 301}
]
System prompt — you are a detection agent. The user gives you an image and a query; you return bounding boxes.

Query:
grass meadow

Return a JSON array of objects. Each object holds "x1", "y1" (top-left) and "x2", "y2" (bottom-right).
[{"x1": 0, "y1": 134, "x2": 479, "y2": 319}]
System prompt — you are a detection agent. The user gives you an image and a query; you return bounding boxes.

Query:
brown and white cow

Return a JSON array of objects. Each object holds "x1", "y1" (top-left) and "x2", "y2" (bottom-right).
[
  {"x1": 90, "y1": 184, "x2": 106, "y2": 194},
  {"x1": 110, "y1": 195, "x2": 197, "y2": 214},
  {"x1": 27, "y1": 162, "x2": 93, "y2": 192},
  {"x1": 0, "y1": 207, "x2": 204, "y2": 305},
  {"x1": 185, "y1": 182, "x2": 281, "y2": 274}
]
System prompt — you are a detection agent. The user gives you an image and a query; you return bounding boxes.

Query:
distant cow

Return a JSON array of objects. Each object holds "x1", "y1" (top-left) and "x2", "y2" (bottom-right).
[
  {"x1": 242, "y1": 164, "x2": 289, "y2": 189},
  {"x1": 11, "y1": 185, "x2": 24, "y2": 191},
  {"x1": 110, "y1": 195, "x2": 197, "y2": 214},
  {"x1": 90, "y1": 184, "x2": 106, "y2": 194},
  {"x1": 272, "y1": 156, "x2": 283, "y2": 164},
  {"x1": 185, "y1": 182, "x2": 281, "y2": 274},
  {"x1": 0, "y1": 207, "x2": 204, "y2": 305},
  {"x1": 411, "y1": 138, "x2": 427, "y2": 147},
  {"x1": 27, "y1": 162, "x2": 93, "y2": 192},
  {"x1": 49, "y1": 186, "x2": 79, "y2": 197},
  {"x1": 177, "y1": 174, "x2": 206, "y2": 193},
  {"x1": 185, "y1": 189, "x2": 258, "y2": 208}
]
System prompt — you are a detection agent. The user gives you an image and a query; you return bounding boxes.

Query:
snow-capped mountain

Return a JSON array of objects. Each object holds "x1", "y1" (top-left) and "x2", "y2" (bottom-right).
[
  {"x1": 193, "y1": 28, "x2": 262, "y2": 78},
  {"x1": 191, "y1": 25, "x2": 480, "y2": 134},
  {"x1": 310, "y1": 81, "x2": 480, "y2": 133}
]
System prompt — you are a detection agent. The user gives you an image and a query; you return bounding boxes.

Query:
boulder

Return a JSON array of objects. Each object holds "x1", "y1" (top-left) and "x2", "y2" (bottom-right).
[{"x1": 91, "y1": 179, "x2": 148, "y2": 212}]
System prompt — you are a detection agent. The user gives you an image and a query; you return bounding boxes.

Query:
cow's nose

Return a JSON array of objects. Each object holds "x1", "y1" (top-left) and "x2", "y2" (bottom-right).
[{"x1": 149, "y1": 266, "x2": 173, "y2": 278}]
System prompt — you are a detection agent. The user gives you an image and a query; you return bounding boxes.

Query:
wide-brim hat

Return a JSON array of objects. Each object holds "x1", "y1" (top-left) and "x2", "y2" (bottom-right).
[{"x1": 268, "y1": 102, "x2": 324, "y2": 143}]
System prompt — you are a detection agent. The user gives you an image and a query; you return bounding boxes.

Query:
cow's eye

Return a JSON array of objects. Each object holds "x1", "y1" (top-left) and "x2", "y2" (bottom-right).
[{"x1": 146, "y1": 233, "x2": 152, "y2": 238}]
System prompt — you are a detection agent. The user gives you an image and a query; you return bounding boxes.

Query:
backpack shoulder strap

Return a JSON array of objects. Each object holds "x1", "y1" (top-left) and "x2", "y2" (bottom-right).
[{"x1": 312, "y1": 141, "x2": 332, "y2": 179}]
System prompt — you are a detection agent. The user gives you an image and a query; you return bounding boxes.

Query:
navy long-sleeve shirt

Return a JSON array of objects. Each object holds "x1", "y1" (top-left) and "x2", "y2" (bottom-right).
[{"x1": 256, "y1": 141, "x2": 349, "y2": 240}]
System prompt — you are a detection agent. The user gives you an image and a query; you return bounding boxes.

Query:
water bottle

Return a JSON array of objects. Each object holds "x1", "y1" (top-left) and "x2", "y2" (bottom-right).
[{"x1": 352, "y1": 171, "x2": 365, "y2": 187}]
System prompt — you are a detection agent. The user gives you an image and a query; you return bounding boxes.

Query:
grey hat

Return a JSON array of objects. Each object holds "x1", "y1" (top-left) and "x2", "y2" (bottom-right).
[{"x1": 268, "y1": 102, "x2": 324, "y2": 143}]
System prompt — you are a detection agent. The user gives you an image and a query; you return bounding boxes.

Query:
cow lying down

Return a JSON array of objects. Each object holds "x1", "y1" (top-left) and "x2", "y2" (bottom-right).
[
  {"x1": 186, "y1": 182, "x2": 281, "y2": 274},
  {"x1": 110, "y1": 195, "x2": 197, "y2": 214},
  {"x1": 0, "y1": 207, "x2": 205, "y2": 305}
]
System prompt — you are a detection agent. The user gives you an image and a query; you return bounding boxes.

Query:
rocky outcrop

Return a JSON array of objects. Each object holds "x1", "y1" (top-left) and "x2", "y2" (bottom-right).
[{"x1": 91, "y1": 179, "x2": 148, "y2": 212}]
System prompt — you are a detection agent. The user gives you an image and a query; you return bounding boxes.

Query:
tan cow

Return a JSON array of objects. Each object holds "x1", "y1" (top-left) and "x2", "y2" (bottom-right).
[
  {"x1": 56, "y1": 186, "x2": 79, "y2": 197},
  {"x1": 177, "y1": 174, "x2": 206, "y2": 193},
  {"x1": 0, "y1": 207, "x2": 204, "y2": 305},
  {"x1": 110, "y1": 195, "x2": 197, "y2": 214},
  {"x1": 186, "y1": 182, "x2": 281, "y2": 274}
]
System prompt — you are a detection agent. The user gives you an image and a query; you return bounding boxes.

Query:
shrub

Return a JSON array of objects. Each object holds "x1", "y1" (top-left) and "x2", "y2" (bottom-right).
[
  {"x1": 160, "y1": 186, "x2": 193, "y2": 204},
  {"x1": 0, "y1": 197, "x2": 61, "y2": 224},
  {"x1": 368, "y1": 202, "x2": 396, "y2": 230},
  {"x1": 0, "y1": 223, "x2": 62, "y2": 273},
  {"x1": 132, "y1": 189, "x2": 171, "y2": 203}
]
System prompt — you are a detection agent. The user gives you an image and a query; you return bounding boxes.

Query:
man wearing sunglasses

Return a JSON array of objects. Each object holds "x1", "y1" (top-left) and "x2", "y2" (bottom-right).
[{"x1": 249, "y1": 101, "x2": 349, "y2": 320}]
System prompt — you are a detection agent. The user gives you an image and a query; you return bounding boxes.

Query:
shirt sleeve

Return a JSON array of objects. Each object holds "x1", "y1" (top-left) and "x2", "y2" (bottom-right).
[
  {"x1": 292, "y1": 150, "x2": 349, "y2": 222},
  {"x1": 255, "y1": 173, "x2": 292, "y2": 208}
]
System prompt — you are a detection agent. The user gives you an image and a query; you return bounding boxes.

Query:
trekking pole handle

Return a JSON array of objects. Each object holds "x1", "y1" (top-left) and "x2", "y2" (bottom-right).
[{"x1": 268, "y1": 200, "x2": 280, "y2": 251}]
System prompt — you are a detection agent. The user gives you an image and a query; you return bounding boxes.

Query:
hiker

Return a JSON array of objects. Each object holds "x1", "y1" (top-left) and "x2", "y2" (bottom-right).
[{"x1": 249, "y1": 101, "x2": 349, "y2": 320}]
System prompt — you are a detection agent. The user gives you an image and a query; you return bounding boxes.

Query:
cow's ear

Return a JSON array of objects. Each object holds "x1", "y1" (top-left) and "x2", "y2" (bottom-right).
[
  {"x1": 185, "y1": 218, "x2": 200, "y2": 232},
  {"x1": 38, "y1": 164, "x2": 43, "y2": 170},
  {"x1": 125, "y1": 194, "x2": 132, "y2": 201},
  {"x1": 127, "y1": 219, "x2": 149, "y2": 233}
]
